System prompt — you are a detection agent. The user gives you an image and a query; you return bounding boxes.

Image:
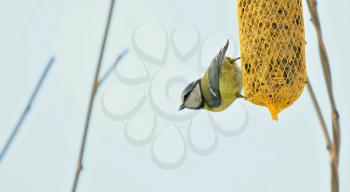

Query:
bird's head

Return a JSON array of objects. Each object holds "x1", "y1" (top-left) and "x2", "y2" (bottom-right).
[{"x1": 179, "y1": 79, "x2": 204, "y2": 111}]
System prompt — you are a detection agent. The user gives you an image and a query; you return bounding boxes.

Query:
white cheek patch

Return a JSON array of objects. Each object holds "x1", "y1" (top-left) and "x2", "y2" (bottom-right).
[{"x1": 185, "y1": 85, "x2": 202, "y2": 109}]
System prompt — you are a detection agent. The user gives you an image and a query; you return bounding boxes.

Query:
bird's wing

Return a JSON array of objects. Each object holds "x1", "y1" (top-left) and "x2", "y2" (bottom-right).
[{"x1": 206, "y1": 40, "x2": 229, "y2": 108}]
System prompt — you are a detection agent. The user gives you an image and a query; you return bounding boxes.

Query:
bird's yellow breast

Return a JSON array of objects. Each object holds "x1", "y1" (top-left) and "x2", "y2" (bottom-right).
[{"x1": 203, "y1": 58, "x2": 242, "y2": 112}]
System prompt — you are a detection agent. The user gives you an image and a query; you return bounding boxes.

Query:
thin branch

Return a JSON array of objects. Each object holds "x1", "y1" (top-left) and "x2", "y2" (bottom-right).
[
  {"x1": 306, "y1": 1, "x2": 341, "y2": 192},
  {"x1": 71, "y1": 0, "x2": 116, "y2": 191},
  {"x1": 306, "y1": 0, "x2": 340, "y2": 159},
  {"x1": 0, "y1": 57, "x2": 55, "y2": 162},
  {"x1": 98, "y1": 49, "x2": 128, "y2": 86},
  {"x1": 306, "y1": 77, "x2": 331, "y2": 151}
]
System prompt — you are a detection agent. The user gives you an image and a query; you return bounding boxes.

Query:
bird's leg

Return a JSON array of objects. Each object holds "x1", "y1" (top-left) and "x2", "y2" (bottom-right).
[{"x1": 236, "y1": 92, "x2": 245, "y2": 99}]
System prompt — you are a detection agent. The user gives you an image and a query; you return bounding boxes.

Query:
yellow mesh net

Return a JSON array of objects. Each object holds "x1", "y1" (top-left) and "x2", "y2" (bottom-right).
[{"x1": 237, "y1": 0, "x2": 307, "y2": 120}]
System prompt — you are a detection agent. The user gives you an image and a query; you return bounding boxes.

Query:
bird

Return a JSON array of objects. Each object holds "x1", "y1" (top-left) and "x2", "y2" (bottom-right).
[{"x1": 179, "y1": 40, "x2": 243, "y2": 112}]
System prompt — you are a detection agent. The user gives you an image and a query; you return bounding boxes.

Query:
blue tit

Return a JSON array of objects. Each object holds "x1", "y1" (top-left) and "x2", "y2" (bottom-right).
[{"x1": 179, "y1": 40, "x2": 243, "y2": 112}]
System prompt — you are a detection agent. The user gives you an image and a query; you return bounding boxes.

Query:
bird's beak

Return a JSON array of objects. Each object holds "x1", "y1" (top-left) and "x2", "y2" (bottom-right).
[
  {"x1": 178, "y1": 104, "x2": 185, "y2": 111},
  {"x1": 233, "y1": 57, "x2": 241, "y2": 62}
]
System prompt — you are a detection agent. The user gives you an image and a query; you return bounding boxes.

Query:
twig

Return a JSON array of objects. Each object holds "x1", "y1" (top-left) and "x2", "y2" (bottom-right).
[
  {"x1": 71, "y1": 0, "x2": 117, "y2": 191},
  {"x1": 99, "y1": 49, "x2": 128, "y2": 86},
  {"x1": 70, "y1": 46, "x2": 127, "y2": 192},
  {"x1": 0, "y1": 57, "x2": 55, "y2": 162},
  {"x1": 306, "y1": 78, "x2": 331, "y2": 150},
  {"x1": 306, "y1": 1, "x2": 341, "y2": 192}
]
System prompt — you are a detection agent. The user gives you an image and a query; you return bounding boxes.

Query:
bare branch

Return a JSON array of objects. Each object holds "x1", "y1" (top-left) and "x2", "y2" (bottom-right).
[
  {"x1": 306, "y1": 1, "x2": 341, "y2": 192},
  {"x1": 306, "y1": 78, "x2": 331, "y2": 151},
  {"x1": 71, "y1": 0, "x2": 116, "y2": 191},
  {"x1": 0, "y1": 57, "x2": 55, "y2": 162},
  {"x1": 98, "y1": 49, "x2": 128, "y2": 86}
]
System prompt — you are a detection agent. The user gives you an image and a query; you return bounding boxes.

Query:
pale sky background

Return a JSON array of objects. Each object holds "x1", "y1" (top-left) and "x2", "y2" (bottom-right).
[{"x1": 0, "y1": 0, "x2": 349, "y2": 192}]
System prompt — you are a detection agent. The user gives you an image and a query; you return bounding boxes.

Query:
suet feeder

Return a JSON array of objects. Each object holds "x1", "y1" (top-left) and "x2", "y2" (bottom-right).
[{"x1": 237, "y1": 0, "x2": 307, "y2": 120}]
